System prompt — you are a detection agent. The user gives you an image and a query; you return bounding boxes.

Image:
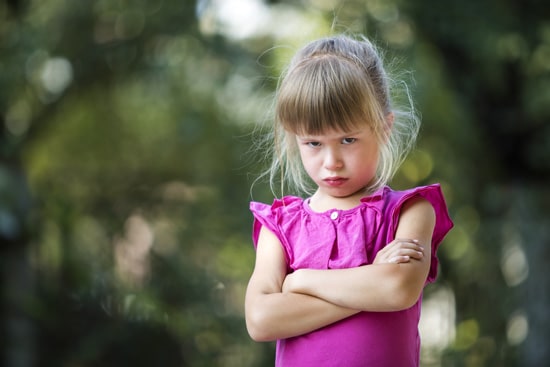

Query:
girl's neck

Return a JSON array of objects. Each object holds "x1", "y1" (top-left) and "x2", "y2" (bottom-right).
[{"x1": 308, "y1": 188, "x2": 369, "y2": 212}]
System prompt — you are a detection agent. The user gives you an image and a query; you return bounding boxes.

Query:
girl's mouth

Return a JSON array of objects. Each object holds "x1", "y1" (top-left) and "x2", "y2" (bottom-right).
[{"x1": 323, "y1": 177, "x2": 347, "y2": 186}]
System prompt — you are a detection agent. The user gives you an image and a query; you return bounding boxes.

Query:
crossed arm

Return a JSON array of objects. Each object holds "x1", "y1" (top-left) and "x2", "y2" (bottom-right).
[{"x1": 244, "y1": 197, "x2": 436, "y2": 342}]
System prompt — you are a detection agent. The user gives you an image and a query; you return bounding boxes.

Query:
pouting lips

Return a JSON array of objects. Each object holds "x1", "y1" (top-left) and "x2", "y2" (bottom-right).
[{"x1": 323, "y1": 177, "x2": 348, "y2": 186}]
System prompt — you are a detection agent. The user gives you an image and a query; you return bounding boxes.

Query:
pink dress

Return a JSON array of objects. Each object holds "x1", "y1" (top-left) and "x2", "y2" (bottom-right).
[{"x1": 249, "y1": 184, "x2": 454, "y2": 367}]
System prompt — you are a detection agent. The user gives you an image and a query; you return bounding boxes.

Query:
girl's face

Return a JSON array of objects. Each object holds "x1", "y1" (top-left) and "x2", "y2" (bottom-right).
[{"x1": 296, "y1": 125, "x2": 380, "y2": 201}]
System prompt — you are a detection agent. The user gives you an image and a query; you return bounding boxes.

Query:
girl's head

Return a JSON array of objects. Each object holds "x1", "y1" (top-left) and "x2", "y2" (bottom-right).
[{"x1": 266, "y1": 35, "x2": 419, "y2": 196}]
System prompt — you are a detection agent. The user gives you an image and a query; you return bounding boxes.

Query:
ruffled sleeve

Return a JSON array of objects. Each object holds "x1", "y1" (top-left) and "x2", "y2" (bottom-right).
[
  {"x1": 249, "y1": 201, "x2": 277, "y2": 250},
  {"x1": 249, "y1": 197, "x2": 303, "y2": 264},
  {"x1": 386, "y1": 184, "x2": 453, "y2": 283}
]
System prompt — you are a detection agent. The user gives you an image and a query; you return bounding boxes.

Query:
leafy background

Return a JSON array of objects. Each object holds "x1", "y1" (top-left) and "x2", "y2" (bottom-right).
[{"x1": 1, "y1": 0, "x2": 549, "y2": 366}]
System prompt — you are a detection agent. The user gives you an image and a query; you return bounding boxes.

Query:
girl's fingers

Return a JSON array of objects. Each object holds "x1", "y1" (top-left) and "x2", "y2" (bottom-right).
[
  {"x1": 388, "y1": 250, "x2": 422, "y2": 264},
  {"x1": 389, "y1": 255, "x2": 410, "y2": 264},
  {"x1": 386, "y1": 239, "x2": 421, "y2": 250},
  {"x1": 385, "y1": 241, "x2": 425, "y2": 263},
  {"x1": 388, "y1": 240, "x2": 424, "y2": 253},
  {"x1": 374, "y1": 239, "x2": 426, "y2": 264}
]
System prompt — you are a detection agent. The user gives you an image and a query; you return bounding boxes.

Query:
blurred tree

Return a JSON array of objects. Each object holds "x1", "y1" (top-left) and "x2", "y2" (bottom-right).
[
  {"x1": 2, "y1": 0, "x2": 549, "y2": 366},
  {"x1": 403, "y1": 0, "x2": 550, "y2": 365},
  {"x1": 1, "y1": 0, "x2": 270, "y2": 366}
]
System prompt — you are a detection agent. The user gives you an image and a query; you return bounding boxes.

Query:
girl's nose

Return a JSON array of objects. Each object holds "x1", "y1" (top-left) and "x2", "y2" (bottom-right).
[{"x1": 324, "y1": 149, "x2": 343, "y2": 170}]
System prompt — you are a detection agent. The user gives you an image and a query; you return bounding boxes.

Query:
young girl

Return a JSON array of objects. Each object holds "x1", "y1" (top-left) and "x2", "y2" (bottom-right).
[{"x1": 245, "y1": 35, "x2": 453, "y2": 367}]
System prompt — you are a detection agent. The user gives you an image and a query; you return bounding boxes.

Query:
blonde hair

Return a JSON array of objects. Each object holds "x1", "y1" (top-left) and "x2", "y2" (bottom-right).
[{"x1": 261, "y1": 34, "x2": 419, "y2": 196}]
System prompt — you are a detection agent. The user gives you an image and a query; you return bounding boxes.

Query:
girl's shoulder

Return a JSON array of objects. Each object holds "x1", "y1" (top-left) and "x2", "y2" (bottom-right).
[
  {"x1": 363, "y1": 183, "x2": 449, "y2": 209},
  {"x1": 372, "y1": 183, "x2": 454, "y2": 246},
  {"x1": 363, "y1": 184, "x2": 453, "y2": 234},
  {"x1": 249, "y1": 195, "x2": 306, "y2": 222},
  {"x1": 249, "y1": 196, "x2": 307, "y2": 250}
]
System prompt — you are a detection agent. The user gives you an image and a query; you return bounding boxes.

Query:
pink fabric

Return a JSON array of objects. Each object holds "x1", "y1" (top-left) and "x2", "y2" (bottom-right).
[{"x1": 250, "y1": 184, "x2": 453, "y2": 367}]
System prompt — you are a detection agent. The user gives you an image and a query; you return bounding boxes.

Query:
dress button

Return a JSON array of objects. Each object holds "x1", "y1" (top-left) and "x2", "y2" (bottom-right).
[{"x1": 330, "y1": 211, "x2": 339, "y2": 220}]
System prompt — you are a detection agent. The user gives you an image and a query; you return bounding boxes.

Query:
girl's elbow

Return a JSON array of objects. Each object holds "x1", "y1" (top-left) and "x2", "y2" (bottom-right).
[
  {"x1": 388, "y1": 265, "x2": 429, "y2": 310},
  {"x1": 379, "y1": 276, "x2": 422, "y2": 311},
  {"x1": 247, "y1": 329, "x2": 275, "y2": 342},
  {"x1": 390, "y1": 283, "x2": 423, "y2": 310},
  {"x1": 373, "y1": 294, "x2": 415, "y2": 312},
  {"x1": 245, "y1": 311, "x2": 277, "y2": 342},
  {"x1": 246, "y1": 322, "x2": 273, "y2": 342},
  {"x1": 394, "y1": 291, "x2": 421, "y2": 310}
]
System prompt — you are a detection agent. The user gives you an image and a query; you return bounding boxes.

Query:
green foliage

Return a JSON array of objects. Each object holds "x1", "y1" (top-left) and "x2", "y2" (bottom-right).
[
  {"x1": 2, "y1": 0, "x2": 265, "y2": 366},
  {"x1": 1, "y1": 0, "x2": 549, "y2": 366}
]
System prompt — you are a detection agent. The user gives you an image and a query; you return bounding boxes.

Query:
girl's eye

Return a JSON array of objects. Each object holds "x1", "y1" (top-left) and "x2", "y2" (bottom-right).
[
  {"x1": 342, "y1": 137, "x2": 356, "y2": 144},
  {"x1": 307, "y1": 141, "x2": 321, "y2": 147}
]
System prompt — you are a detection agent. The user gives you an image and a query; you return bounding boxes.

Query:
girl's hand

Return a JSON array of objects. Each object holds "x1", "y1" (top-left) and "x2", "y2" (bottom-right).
[
  {"x1": 283, "y1": 239, "x2": 425, "y2": 292},
  {"x1": 282, "y1": 271, "x2": 298, "y2": 293},
  {"x1": 373, "y1": 238, "x2": 424, "y2": 265}
]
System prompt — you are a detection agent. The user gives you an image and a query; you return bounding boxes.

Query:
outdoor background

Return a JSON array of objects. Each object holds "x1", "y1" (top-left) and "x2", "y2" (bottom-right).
[{"x1": 1, "y1": 0, "x2": 549, "y2": 366}]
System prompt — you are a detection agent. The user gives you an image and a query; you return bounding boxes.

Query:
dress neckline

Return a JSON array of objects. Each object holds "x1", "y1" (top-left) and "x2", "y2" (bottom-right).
[{"x1": 302, "y1": 187, "x2": 386, "y2": 216}]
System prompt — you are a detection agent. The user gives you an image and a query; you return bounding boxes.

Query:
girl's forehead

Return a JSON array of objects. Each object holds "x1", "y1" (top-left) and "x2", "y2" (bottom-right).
[
  {"x1": 288, "y1": 117, "x2": 372, "y2": 135},
  {"x1": 294, "y1": 126, "x2": 369, "y2": 139}
]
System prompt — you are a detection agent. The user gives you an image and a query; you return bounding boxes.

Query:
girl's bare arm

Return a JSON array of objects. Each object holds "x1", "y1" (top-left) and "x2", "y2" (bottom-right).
[
  {"x1": 245, "y1": 226, "x2": 358, "y2": 342},
  {"x1": 283, "y1": 197, "x2": 436, "y2": 312}
]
